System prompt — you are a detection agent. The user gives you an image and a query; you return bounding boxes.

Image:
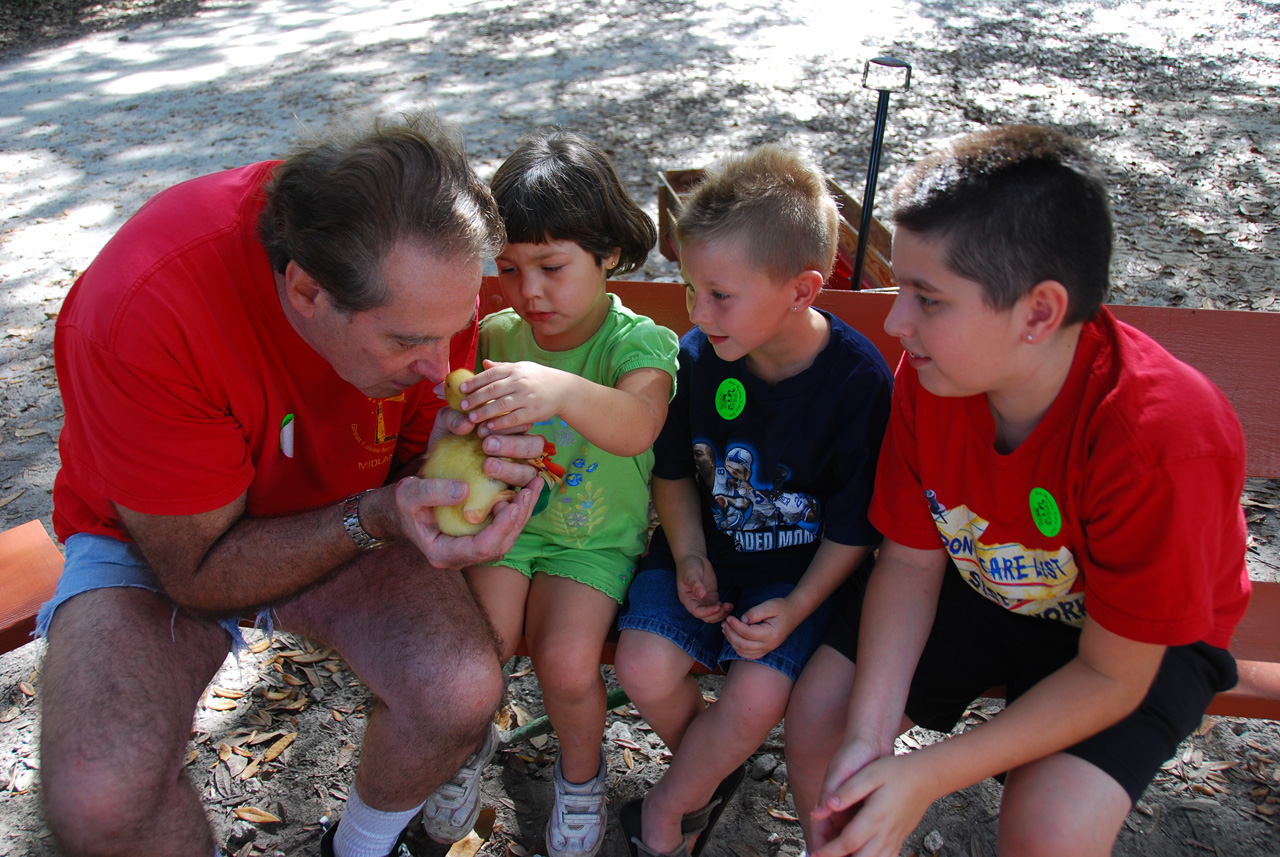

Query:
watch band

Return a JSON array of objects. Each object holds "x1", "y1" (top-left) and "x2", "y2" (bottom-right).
[{"x1": 342, "y1": 491, "x2": 389, "y2": 551}]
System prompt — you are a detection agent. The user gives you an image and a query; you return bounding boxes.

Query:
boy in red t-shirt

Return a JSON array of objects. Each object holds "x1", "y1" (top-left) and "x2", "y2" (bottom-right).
[{"x1": 784, "y1": 125, "x2": 1250, "y2": 857}]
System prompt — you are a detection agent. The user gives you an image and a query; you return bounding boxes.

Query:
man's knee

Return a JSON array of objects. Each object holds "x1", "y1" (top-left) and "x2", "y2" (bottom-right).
[
  {"x1": 392, "y1": 635, "x2": 505, "y2": 726},
  {"x1": 44, "y1": 752, "x2": 172, "y2": 856}
]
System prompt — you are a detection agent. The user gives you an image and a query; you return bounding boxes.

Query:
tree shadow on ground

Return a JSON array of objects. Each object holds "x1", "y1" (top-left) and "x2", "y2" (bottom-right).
[{"x1": 0, "y1": 0, "x2": 204, "y2": 59}]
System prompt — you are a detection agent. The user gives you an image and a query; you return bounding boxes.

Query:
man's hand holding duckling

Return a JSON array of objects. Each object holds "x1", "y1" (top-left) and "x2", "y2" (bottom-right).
[{"x1": 367, "y1": 404, "x2": 545, "y2": 569}]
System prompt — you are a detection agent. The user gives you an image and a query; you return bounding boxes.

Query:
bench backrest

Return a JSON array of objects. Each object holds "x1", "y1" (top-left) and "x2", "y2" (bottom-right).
[{"x1": 488, "y1": 279, "x2": 1280, "y2": 479}]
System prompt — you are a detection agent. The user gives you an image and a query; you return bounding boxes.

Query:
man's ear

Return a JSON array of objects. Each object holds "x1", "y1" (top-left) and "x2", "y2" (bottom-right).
[
  {"x1": 283, "y1": 261, "x2": 325, "y2": 318},
  {"x1": 792, "y1": 269, "x2": 825, "y2": 309},
  {"x1": 1022, "y1": 279, "x2": 1071, "y2": 343}
]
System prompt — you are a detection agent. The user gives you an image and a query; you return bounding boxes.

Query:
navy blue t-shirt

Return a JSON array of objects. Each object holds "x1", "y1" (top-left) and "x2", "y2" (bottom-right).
[{"x1": 642, "y1": 310, "x2": 893, "y2": 588}]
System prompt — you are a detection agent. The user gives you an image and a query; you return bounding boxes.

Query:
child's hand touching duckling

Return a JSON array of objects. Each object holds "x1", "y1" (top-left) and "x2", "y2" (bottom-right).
[
  {"x1": 452, "y1": 359, "x2": 570, "y2": 435},
  {"x1": 420, "y1": 369, "x2": 518, "y2": 536}
]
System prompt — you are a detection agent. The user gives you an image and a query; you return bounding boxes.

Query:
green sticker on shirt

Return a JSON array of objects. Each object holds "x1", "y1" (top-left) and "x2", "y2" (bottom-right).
[
  {"x1": 1029, "y1": 487, "x2": 1062, "y2": 538},
  {"x1": 715, "y1": 378, "x2": 746, "y2": 420}
]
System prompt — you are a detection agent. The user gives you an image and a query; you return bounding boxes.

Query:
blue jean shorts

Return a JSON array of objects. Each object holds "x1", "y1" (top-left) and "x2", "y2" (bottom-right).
[
  {"x1": 617, "y1": 567, "x2": 837, "y2": 682},
  {"x1": 35, "y1": 533, "x2": 267, "y2": 650}
]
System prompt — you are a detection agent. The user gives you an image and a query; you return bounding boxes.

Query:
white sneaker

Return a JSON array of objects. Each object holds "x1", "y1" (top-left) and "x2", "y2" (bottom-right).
[
  {"x1": 421, "y1": 722, "x2": 499, "y2": 843},
  {"x1": 545, "y1": 750, "x2": 607, "y2": 857}
]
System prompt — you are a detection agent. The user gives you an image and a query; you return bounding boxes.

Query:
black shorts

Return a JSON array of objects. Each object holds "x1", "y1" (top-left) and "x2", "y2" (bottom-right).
[{"x1": 821, "y1": 563, "x2": 1238, "y2": 802}]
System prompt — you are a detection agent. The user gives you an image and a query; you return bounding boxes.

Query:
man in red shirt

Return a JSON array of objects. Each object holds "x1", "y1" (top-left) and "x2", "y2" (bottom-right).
[{"x1": 38, "y1": 112, "x2": 544, "y2": 857}]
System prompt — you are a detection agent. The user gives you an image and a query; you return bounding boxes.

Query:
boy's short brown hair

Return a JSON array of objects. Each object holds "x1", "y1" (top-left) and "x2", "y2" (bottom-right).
[
  {"x1": 889, "y1": 125, "x2": 1113, "y2": 324},
  {"x1": 675, "y1": 144, "x2": 839, "y2": 283}
]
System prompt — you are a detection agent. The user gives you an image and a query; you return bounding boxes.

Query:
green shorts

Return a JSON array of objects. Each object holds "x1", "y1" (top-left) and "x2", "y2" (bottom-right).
[{"x1": 497, "y1": 532, "x2": 636, "y2": 603}]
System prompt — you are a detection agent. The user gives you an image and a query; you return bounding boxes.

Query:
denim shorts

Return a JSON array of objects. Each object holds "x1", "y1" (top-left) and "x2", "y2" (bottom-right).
[
  {"x1": 617, "y1": 567, "x2": 837, "y2": 682},
  {"x1": 35, "y1": 532, "x2": 267, "y2": 650}
]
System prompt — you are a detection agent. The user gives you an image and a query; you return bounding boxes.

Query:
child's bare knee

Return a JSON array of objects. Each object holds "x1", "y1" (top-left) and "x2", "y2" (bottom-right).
[{"x1": 615, "y1": 639, "x2": 674, "y2": 698}]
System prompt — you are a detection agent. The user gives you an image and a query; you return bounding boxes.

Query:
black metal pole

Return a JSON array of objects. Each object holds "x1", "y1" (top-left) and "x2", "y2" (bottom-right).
[
  {"x1": 851, "y1": 89, "x2": 891, "y2": 292},
  {"x1": 850, "y1": 56, "x2": 910, "y2": 291}
]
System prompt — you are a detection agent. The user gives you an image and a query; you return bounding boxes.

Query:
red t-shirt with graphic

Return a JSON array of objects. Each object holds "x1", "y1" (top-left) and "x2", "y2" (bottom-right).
[
  {"x1": 52, "y1": 162, "x2": 477, "y2": 541},
  {"x1": 870, "y1": 307, "x2": 1250, "y2": 650}
]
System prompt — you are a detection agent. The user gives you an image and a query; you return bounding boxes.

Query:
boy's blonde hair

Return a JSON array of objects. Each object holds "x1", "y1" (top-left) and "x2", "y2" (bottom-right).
[{"x1": 674, "y1": 144, "x2": 839, "y2": 283}]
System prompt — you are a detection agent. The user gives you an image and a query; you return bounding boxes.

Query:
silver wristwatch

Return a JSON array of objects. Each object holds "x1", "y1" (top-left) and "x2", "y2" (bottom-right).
[{"x1": 342, "y1": 491, "x2": 389, "y2": 551}]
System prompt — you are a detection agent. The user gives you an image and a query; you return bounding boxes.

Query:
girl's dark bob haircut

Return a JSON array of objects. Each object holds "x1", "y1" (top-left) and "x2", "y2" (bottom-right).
[{"x1": 491, "y1": 130, "x2": 656, "y2": 277}]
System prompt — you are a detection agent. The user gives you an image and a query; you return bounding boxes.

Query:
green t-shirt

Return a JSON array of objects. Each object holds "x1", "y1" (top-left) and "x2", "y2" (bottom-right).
[{"x1": 478, "y1": 293, "x2": 679, "y2": 559}]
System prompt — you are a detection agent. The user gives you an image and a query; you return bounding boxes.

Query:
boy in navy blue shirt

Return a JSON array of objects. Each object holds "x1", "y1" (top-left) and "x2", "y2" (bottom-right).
[{"x1": 614, "y1": 144, "x2": 893, "y2": 857}]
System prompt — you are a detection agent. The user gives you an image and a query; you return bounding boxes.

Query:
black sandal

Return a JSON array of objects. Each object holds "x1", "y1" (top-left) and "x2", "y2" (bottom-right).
[
  {"x1": 619, "y1": 766, "x2": 747, "y2": 857},
  {"x1": 619, "y1": 799, "x2": 692, "y2": 857},
  {"x1": 689, "y1": 765, "x2": 747, "y2": 857}
]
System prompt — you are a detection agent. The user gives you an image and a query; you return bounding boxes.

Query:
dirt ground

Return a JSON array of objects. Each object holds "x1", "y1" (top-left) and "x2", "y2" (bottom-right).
[{"x1": 0, "y1": 1, "x2": 1277, "y2": 855}]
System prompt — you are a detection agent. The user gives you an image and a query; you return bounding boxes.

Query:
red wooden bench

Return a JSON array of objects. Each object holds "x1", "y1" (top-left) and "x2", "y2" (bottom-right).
[{"x1": 3, "y1": 279, "x2": 1277, "y2": 719}]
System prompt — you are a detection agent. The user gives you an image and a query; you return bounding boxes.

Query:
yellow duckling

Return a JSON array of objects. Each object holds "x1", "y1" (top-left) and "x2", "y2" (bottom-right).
[{"x1": 419, "y1": 369, "x2": 516, "y2": 536}]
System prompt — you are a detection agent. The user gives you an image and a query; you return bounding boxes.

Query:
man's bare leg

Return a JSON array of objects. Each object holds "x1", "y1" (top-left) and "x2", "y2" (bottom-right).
[
  {"x1": 41, "y1": 587, "x2": 232, "y2": 857},
  {"x1": 276, "y1": 542, "x2": 506, "y2": 812}
]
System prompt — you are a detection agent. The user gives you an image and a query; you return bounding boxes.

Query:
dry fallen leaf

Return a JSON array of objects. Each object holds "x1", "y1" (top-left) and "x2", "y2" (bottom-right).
[
  {"x1": 263, "y1": 732, "x2": 297, "y2": 762},
  {"x1": 766, "y1": 807, "x2": 798, "y2": 823},
  {"x1": 17, "y1": 682, "x2": 34, "y2": 697},
  {"x1": 623, "y1": 747, "x2": 634, "y2": 770},
  {"x1": 0, "y1": 706, "x2": 18, "y2": 723},
  {"x1": 234, "y1": 806, "x2": 282, "y2": 824},
  {"x1": 210, "y1": 686, "x2": 246, "y2": 699},
  {"x1": 241, "y1": 756, "x2": 262, "y2": 780},
  {"x1": 248, "y1": 637, "x2": 272, "y2": 654},
  {"x1": 0, "y1": 490, "x2": 25, "y2": 509},
  {"x1": 206, "y1": 698, "x2": 238, "y2": 711},
  {"x1": 447, "y1": 830, "x2": 486, "y2": 857},
  {"x1": 336, "y1": 743, "x2": 357, "y2": 770}
]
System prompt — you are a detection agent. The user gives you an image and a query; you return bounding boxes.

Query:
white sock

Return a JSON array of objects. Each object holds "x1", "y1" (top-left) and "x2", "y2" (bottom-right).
[{"x1": 333, "y1": 783, "x2": 425, "y2": 857}]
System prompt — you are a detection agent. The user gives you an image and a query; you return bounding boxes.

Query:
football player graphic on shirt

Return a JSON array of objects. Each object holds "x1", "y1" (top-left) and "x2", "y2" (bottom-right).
[
  {"x1": 766, "y1": 463, "x2": 821, "y2": 534},
  {"x1": 724, "y1": 446, "x2": 778, "y2": 530},
  {"x1": 693, "y1": 443, "x2": 822, "y2": 550},
  {"x1": 693, "y1": 442, "x2": 736, "y2": 530}
]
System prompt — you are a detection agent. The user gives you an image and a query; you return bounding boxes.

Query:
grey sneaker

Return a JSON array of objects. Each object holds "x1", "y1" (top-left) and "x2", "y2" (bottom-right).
[
  {"x1": 421, "y1": 722, "x2": 499, "y2": 843},
  {"x1": 544, "y1": 750, "x2": 607, "y2": 857}
]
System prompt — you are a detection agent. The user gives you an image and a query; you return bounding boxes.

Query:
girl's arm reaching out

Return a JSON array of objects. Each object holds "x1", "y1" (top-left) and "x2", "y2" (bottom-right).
[{"x1": 458, "y1": 360, "x2": 672, "y2": 457}]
